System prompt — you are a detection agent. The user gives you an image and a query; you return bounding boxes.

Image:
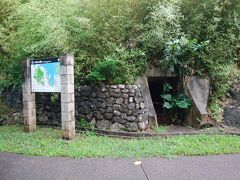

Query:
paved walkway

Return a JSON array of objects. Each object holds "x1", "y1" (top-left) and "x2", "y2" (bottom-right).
[{"x1": 0, "y1": 153, "x2": 240, "y2": 180}]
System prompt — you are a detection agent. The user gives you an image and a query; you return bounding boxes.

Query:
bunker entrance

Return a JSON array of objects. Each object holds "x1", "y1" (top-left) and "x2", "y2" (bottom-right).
[{"x1": 148, "y1": 77, "x2": 180, "y2": 125}]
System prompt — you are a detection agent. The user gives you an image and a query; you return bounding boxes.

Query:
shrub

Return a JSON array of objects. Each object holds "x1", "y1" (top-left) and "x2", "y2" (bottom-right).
[
  {"x1": 140, "y1": 0, "x2": 183, "y2": 62},
  {"x1": 0, "y1": 0, "x2": 20, "y2": 25},
  {"x1": 0, "y1": 0, "x2": 151, "y2": 88},
  {"x1": 178, "y1": 0, "x2": 240, "y2": 121},
  {"x1": 86, "y1": 58, "x2": 133, "y2": 84},
  {"x1": 77, "y1": 118, "x2": 93, "y2": 130},
  {"x1": 163, "y1": 36, "x2": 209, "y2": 76},
  {"x1": 0, "y1": 0, "x2": 89, "y2": 88}
]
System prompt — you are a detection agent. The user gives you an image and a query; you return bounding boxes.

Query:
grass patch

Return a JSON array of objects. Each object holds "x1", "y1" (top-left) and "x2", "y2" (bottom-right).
[
  {"x1": 153, "y1": 126, "x2": 168, "y2": 133},
  {"x1": 0, "y1": 125, "x2": 240, "y2": 158}
]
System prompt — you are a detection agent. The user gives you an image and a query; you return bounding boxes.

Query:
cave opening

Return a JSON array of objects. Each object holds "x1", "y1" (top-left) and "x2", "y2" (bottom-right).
[{"x1": 148, "y1": 77, "x2": 180, "y2": 125}]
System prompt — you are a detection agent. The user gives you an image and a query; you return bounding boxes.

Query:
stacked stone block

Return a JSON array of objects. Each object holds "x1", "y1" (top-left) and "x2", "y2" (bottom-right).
[
  {"x1": 22, "y1": 59, "x2": 36, "y2": 132},
  {"x1": 75, "y1": 85, "x2": 148, "y2": 132},
  {"x1": 35, "y1": 93, "x2": 61, "y2": 124},
  {"x1": 11, "y1": 83, "x2": 149, "y2": 132},
  {"x1": 60, "y1": 54, "x2": 75, "y2": 140}
]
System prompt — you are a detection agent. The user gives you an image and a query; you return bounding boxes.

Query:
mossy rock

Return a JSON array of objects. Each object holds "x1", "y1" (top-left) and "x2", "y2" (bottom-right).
[
  {"x1": 0, "y1": 99, "x2": 15, "y2": 125},
  {"x1": 0, "y1": 115, "x2": 8, "y2": 126},
  {"x1": 0, "y1": 99, "x2": 13, "y2": 116}
]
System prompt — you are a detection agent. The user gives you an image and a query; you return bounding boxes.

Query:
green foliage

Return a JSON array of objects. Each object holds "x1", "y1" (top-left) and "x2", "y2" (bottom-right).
[
  {"x1": 179, "y1": 0, "x2": 240, "y2": 120},
  {"x1": 153, "y1": 126, "x2": 168, "y2": 133},
  {"x1": 0, "y1": 0, "x2": 239, "y2": 121},
  {"x1": 74, "y1": 0, "x2": 150, "y2": 84},
  {"x1": 162, "y1": 0, "x2": 240, "y2": 121},
  {"x1": 0, "y1": 99, "x2": 13, "y2": 116},
  {"x1": 175, "y1": 95, "x2": 192, "y2": 109},
  {"x1": 209, "y1": 65, "x2": 239, "y2": 121},
  {"x1": 161, "y1": 83, "x2": 191, "y2": 122},
  {"x1": 141, "y1": 0, "x2": 183, "y2": 61},
  {"x1": 77, "y1": 118, "x2": 93, "y2": 130},
  {"x1": 163, "y1": 82, "x2": 172, "y2": 93},
  {"x1": 0, "y1": 0, "x2": 83, "y2": 87},
  {"x1": 209, "y1": 100, "x2": 225, "y2": 122},
  {"x1": 163, "y1": 36, "x2": 209, "y2": 76},
  {"x1": 161, "y1": 83, "x2": 191, "y2": 110},
  {"x1": 0, "y1": 0, "x2": 20, "y2": 25},
  {"x1": 161, "y1": 94, "x2": 191, "y2": 110},
  {"x1": 0, "y1": 0, "x2": 151, "y2": 87},
  {"x1": 180, "y1": 0, "x2": 240, "y2": 42},
  {"x1": 0, "y1": 0, "x2": 23, "y2": 89},
  {"x1": 86, "y1": 58, "x2": 133, "y2": 84},
  {"x1": 50, "y1": 93, "x2": 59, "y2": 104},
  {"x1": 0, "y1": 55, "x2": 22, "y2": 89},
  {"x1": 209, "y1": 64, "x2": 239, "y2": 100},
  {"x1": 3, "y1": 0, "x2": 79, "y2": 57},
  {"x1": 0, "y1": 99, "x2": 14, "y2": 126}
]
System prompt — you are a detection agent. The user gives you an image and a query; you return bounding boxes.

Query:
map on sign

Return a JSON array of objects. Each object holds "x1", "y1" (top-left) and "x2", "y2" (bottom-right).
[{"x1": 31, "y1": 59, "x2": 61, "y2": 92}]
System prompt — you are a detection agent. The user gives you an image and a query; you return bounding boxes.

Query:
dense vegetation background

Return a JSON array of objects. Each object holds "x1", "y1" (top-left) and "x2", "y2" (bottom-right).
[{"x1": 0, "y1": 0, "x2": 240, "y2": 121}]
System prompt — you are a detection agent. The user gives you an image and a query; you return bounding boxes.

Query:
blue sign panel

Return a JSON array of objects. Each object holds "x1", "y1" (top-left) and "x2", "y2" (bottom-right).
[{"x1": 31, "y1": 58, "x2": 61, "y2": 92}]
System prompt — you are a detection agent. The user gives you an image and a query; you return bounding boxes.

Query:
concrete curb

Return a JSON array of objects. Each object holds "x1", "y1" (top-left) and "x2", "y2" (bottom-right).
[
  {"x1": 77, "y1": 128, "x2": 240, "y2": 139},
  {"x1": 36, "y1": 123, "x2": 240, "y2": 139}
]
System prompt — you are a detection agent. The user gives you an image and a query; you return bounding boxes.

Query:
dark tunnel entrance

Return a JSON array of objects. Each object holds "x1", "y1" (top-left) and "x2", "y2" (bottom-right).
[{"x1": 148, "y1": 77, "x2": 180, "y2": 125}]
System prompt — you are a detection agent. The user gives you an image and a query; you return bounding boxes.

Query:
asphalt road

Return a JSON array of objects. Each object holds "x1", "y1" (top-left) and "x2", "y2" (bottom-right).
[{"x1": 0, "y1": 153, "x2": 240, "y2": 180}]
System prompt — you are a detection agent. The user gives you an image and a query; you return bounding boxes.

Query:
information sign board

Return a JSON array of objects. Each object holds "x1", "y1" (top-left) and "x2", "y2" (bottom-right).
[{"x1": 31, "y1": 58, "x2": 61, "y2": 92}]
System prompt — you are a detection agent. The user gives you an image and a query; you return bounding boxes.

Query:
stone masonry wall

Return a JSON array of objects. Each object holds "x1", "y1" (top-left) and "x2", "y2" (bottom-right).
[
  {"x1": 224, "y1": 82, "x2": 240, "y2": 127},
  {"x1": 75, "y1": 85, "x2": 148, "y2": 132},
  {"x1": 2, "y1": 85, "x2": 149, "y2": 132},
  {"x1": 36, "y1": 93, "x2": 61, "y2": 125}
]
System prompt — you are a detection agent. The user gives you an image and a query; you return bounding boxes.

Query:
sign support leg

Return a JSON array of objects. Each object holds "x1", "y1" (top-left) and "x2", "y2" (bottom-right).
[
  {"x1": 22, "y1": 59, "x2": 36, "y2": 132},
  {"x1": 60, "y1": 54, "x2": 75, "y2": 140}
]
